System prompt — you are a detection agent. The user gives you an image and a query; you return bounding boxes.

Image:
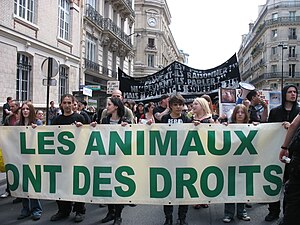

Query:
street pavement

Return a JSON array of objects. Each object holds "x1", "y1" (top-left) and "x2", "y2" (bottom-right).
[{"x1": 0, "y1": 173, "x2": 283, "y2": 225}]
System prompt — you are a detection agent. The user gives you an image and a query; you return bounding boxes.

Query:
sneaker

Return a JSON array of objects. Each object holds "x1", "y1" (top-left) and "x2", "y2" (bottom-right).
[
  {"x1": 50, "y1": 212, "x2": 69, "y2": 221},
  {"x1": 0, "y1": 191, "x2": 10, "y2": 198},
  {"x1": 74, "y1": 212, "x2": 84, "y2": 223},
  {"x1": 31, "y1": 214, "x2": 41, "y2": 221},
  {"x1": 223, "y1": 216, "x2": 232, "y2": 223},
  {"x1": 265, "y1": 212, "x2": 279, "y2": 221},
  {"x1": 238, "y1": 215, "x2": 251, "y2": 221}
]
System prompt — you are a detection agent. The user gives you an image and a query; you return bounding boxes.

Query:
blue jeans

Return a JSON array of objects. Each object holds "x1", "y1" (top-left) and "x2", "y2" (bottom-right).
[
  {"x1": 21, "y1": 198, "x2": 42, "y2": 216},
  {"x1": 224, "y1": 203, "x2": 247, "y2": 218}
]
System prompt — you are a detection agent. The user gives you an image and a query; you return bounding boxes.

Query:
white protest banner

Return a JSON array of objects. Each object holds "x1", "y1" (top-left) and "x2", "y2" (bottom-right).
[{"x1": 0, "y1": 123, "x2": 285, "y2": 205}]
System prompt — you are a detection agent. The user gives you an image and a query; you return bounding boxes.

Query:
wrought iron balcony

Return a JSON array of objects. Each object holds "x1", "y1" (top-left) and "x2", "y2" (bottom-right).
[
  {"x1": 289, "y1": 35, "x2": 297, "y2": 40},
  {"x1": 84, "y1": 4, "x2": 103, "y2": 29},
  {"x1": 103, "y1": 18, "x2": 132, "y2": 48},
  {"x1": 84, "y1": 58, "x2": 99, "y2": 73},
  {"x1": 250, "y1": 72, "x2": 300, "y2": 85},
  {"x1": 84, "y1": 58, "x2": 117, "y2": 78}
]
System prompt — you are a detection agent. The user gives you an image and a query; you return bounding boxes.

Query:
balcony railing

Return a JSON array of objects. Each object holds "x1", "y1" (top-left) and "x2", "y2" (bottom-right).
[
  {"x1": 85, "y1": 4, "x2": 103, "y2": 29},
  {"x1": 84, "y1": 58, "x2": 117, "y2": 78},
  {"x1": 103, "y1": 18, "x2": 132, "y2": 48},
  {"x1": 250, "y1": 72, "x2": 300, "y2": 85},
  {"x1": 84, "y1": 58, "x2": 99, "y2": 73},
  {"x1": 289, "y1": 35, "x2": 297, "y2": 40}
]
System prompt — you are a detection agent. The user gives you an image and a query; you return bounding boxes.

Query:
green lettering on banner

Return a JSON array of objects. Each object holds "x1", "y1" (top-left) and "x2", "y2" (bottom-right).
[
  {"x1": 93, "y1": 167, "x2": 112, "y2": 197},
  {"x1": 136, "y1": 131, "x2": 144, "y2": 155},
  {"x1": 6, "y1": 164, "x2": 19, "y2": 191},
  {"x1": 115, "y1": 166, "x2": 136, "y2": 197},
  {"x1": 109, "y1": 131, "x2": 132, "y2": 155},
  {"x1": 38, "y1": 132, "x2": 55, "y2": 154},
  {"x1": 57, "y1": 131, "x2": 75, "y2": 155},
  {"x1": 228, "y1": 166, "x2": 236, "y2": 196},
  {"x1": 201, "y1": 166, "x2": 224, "y2": 197},
  {"x1": 44, "y1": 165, "x2": 62, "y2": 193},
  {"x1": 23, "y1": 165, "x2": 41, "y2": 192},
  {"x1": 181, "y1": 131, "x2": 205, "y2": 155},
  {"x1": 73, "y1": 166, "x2": 90, "y2": 195},
  {"x1": 150, "y1": 168, "x2": 171, "y2": 198},
  {"x1": 207, "y1": 131, "x2": 231, "y2": 155},
  {"x1": 176, "y1": 168, "x2": 198, "y2": 198},
  {"x1": 239, "y1": 165, "x2": 260, "y2": 195},
  {"x1": 85, "y1": 131, "x2": 105, "y2": 155},
  {"x1": 150, "y1": 131, "x2": 177, "y2": 155},
  {"x1": 234, "y1": 131, "x2": 258, "y2": 155},
  {"x1": 263, "y1": 165, "x2": 283, "y2": 196},
  {"x1": 20, "y1": 132, "x2": 35, "y2": 154}
]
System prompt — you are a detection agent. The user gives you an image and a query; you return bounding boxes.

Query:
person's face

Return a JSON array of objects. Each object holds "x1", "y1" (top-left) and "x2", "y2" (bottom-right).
[
  {"x1": 170, "y1": 102, "x2": 183, "y2": 115},
  {"x1": 73, "y1": 101, "x2": 78, "y2": 112},
  {"x1": 253, "y1": 93, "x2": 261, "y2": 105},
  {"x1": 161, "y1": 98, "x2": 169, "y2": 106},
  {"x1": 21, "y1": 104, "x2": 30, "y2": 118},
  {"x1": 61, "y1": 97, "x2": 73, "y2": 114},
  {"x1": 50, "y1": 102, "x2": 54, "y2": 107},
  {"x1": 106, "y1": 99, "x2": 118, "y2": 114},
  {"x1": 36, "y1": 111, "x2": 44, "y2": 120},
  {"x1": 235, "y1": 108, "x2": 246, "y2": 123},
  {"x1": 187, "y1": 103, "x2": 193, "y2": 111},
  {"x1": 192, "y1": 100, "x2": 203, "y2": 114},
  {"x1": 286, "y1": 87, "x2": 297, "y2": 102},
  {"x1": 138, "y1": 105, "x2": 144, "y2": 111},
  {"x1": 112, "y1": 90, "x2": 123, "y2": 100},
  {"x1": 148, "y1": 104, "x2": 155, "y2": 113},
  {"x1": 10, "y1": 102, "x2": 18, "y2": 113}
]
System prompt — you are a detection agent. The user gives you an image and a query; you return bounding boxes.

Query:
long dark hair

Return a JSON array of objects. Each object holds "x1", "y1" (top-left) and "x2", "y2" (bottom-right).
[
  {"x1": 109, "y1": 97, "x2": 125, "y2": 118},
  {"x1": 19, "y1": 101, "x2": 37, "y2": 125}
]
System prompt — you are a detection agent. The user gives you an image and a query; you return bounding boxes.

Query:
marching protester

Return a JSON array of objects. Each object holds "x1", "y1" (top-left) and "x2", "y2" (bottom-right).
[
  {"x1": 36, "y1": 109, "x2": 45, "y2": 124},
  {"x1": 191, "y1": 97, "x2": 214, "y2": 210},
  {"x1": 161, "y1": 94, "x2": 191, "y2": 225},
  {"x1": 265, "y1": 85, "x2": 299, "y2": 223},
  {"x1": 222, "y1": 104, "x2": 251, "y2": 223},
  {"x1": 2, "y1": 96, "x2": 13, "y2": 124},
  {"x1": 246, "y1": 90, "x2": 268, "y2": 123},
  {"x1": 0, "y1": 100, "x2": 20, "y2": 199},
  {"x1": 135, "y1": 102, "x2": 145, "y2": 123},
  {"x1": 16, "y1": 101, "x2": 43, "y2": 221},
  {"x1": 48, "y1": 101, "x2": 59, "y2": 125},
  {"x1": 153, "y1": 94, "x2": 170, "y2": 123},
  {"x1": 100, "y1": 89, "x2": 135, "y2": 124},
  {"x1": 138, "y1": 102, "x2": 155, "y2": 124},
  {"x1": 50, "y1": 94, "x2": 86, "y2": 223},
  {"x1": 97, "y1": 97, "x2": 131, "y2": 225}
]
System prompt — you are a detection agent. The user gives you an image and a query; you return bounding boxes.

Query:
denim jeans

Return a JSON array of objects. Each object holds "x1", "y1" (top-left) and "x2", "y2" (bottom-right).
[
  {"x1": 21, "y1": 198, "x2": 42, "y2": 216},
  {"x1": 224, "y1": 203, "x2": 247, "y2": 218}
]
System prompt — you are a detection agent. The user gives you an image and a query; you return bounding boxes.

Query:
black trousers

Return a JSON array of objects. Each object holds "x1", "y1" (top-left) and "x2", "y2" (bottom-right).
[
  {"x1": 107, "y1": 204, "x2": 124, "y2": 217},
  {"x1": 283, "y1": 161, "x2": 300, "y2": 225},
  {"x1": 56, "y1": 200, "x2": 86, "y2": 215},
  {"x1": 163, "y1": 205, "x2": 188, "y2": 219}
]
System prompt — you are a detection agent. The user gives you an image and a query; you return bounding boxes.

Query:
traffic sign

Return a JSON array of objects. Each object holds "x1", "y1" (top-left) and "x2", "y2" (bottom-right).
[{"x1": 41, "y1": 57, "x2": 59, "y2": 78}]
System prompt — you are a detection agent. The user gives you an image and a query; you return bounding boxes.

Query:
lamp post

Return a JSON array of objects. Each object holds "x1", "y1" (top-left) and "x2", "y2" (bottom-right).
[{"x1": 278, "y1": 43, "x2": 288, "y2": 91}]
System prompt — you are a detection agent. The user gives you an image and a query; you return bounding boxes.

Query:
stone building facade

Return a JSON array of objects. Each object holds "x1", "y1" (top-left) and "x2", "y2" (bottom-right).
[
  {"x1": 0, "y1": 0, "x2": 81, "y2": 108},
  {"x1": 238, "y1": 0, "x2": 300, "y2": 91}
]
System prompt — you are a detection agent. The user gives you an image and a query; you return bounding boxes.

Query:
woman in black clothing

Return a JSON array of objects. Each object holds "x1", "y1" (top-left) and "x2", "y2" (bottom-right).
[{"x1": 99, "y1": 97, "x2": 130, "y2": 225}]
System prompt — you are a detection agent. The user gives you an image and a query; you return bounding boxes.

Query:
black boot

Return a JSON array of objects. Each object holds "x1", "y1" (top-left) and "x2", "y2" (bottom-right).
[
  {"x1": 101, "y1": 212, "x2": 115, "y2": 223},
  {"x1": 164, "y1": 217, "x2": 173, "y2": 225}
]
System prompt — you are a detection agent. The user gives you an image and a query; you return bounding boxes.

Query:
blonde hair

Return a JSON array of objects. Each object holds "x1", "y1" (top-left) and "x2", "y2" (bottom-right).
[
  {"x1": 201, "y1": 94, "x2": 213, "y2": 113},
  {"x1": 193, "y1": 97, "x2": 211, "y2": 115}
]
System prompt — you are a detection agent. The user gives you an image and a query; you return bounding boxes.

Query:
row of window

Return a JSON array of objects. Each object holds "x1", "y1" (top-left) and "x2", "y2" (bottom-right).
[
  {"x1": 17, "y1": 53, "x2": 68, "y2": 102},
  {"x1": 14, "y1": 0, "x2": 70, "y2": 41},
  {"x1": 271, "y1": 63, "x2": 296, "y2": 77}
]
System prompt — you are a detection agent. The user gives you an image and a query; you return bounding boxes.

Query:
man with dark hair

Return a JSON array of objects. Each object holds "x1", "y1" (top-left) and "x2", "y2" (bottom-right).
[
  {"x1": 265, "y1": 85, "x2": 299, "y2": 223},
  {"x1": 2, "y1": 96, "x2": 13, "y2": 124},
  {"x1": 153, "y1": 94, "x2": 170, "y2": 123},
  {"x1": 246, "y1": 90, "x2": 268, "y2": 123},
  {"x1": 50, "y1": 94, "x2": 86, "y2": 223},
  {"x1": 48, "y1": 100, "x2": 59, "y2": 125}
]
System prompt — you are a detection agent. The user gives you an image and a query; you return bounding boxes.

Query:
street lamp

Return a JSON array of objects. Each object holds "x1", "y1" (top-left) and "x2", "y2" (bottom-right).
[{"x1": 278, "y1": 43, "x2": 288, "y2": 91}]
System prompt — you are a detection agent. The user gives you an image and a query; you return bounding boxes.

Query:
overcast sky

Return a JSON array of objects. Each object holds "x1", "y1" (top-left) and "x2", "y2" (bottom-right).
[{"x1": 167, "y1": 0, "x2": 267, "y2": 70}]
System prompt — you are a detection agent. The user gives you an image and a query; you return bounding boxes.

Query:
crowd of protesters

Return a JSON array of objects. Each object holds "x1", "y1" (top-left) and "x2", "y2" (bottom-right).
[{"x1": 0, "y1": 85, "x2": 299, "y2": 225}]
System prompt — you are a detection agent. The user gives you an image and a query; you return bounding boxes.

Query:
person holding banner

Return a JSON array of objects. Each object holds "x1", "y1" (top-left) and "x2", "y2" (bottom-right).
[
  {"x1": 266, "y1": 85, "x2": 299, "y2": 224},
  {"x1": 100, "y1": 89, "x2": 135, "y2": 124},
  {"x1": 50, "y1": 94, "x2": 86, "y2": 223},
  {"x1": 161, "y1": 94, "x2": 191, "y2": 225},
  {"x1": 99, "y1": 97, "x2": 131, "y2": 225},
  {"x1": 16, "y1": 101, "x2": 43, "y2": 221},
  {"x1": 222, "y1": 104, "x2": 251, "y2": 223},
  {"x1": 139, "y1": 102, "x2": 155, "y2": 125}
]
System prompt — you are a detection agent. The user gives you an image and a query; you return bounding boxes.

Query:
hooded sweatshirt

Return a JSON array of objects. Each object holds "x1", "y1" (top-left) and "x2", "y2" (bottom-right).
[{"x1": 268, "y1": 84, "x2": 300, "y2": 123}]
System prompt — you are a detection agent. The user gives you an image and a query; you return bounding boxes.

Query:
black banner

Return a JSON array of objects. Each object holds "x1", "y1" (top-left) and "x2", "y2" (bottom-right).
[{"x1": 118, "y1": 53, "x2": 240, "y2": 102}]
